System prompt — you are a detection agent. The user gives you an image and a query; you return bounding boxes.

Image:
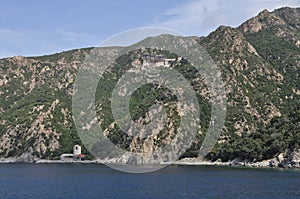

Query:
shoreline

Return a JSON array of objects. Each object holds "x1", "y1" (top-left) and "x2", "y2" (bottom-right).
[{"x1": 0, "y1": 157, "x2": 299, "y2": 170}]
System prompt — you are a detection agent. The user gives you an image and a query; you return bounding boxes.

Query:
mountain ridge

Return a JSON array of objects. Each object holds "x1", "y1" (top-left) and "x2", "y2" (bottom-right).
[{"x1": 0, "y1": 7, "x2": 299, "y2": 167}]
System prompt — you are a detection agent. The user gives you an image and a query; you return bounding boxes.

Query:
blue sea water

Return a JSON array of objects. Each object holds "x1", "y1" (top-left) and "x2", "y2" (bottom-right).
[{"x1": 0, "y1": 164, "x2": 299, "y2": 199}]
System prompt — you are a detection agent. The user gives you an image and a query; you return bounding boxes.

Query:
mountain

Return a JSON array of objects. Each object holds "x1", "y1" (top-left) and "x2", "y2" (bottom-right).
[{"x1": 0, "y1": 7, "x2": 299, "y2": 166}]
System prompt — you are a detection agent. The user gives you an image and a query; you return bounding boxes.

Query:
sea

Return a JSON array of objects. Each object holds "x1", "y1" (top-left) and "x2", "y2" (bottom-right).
[{"x1": 0, "y1": 164, "x2": 299, "y2": 199}]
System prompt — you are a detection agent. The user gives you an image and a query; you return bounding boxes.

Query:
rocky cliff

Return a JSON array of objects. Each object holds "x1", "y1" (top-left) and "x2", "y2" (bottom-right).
[{"x1": 0, "y1": 7, "x2": 299, "y2": 166}]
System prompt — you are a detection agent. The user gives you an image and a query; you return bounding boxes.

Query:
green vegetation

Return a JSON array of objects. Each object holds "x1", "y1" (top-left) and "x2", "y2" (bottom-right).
[
  {"x1": 215, "y1": 106, "x2": 299, "y2": 162},
  {"x1": 0, "y1": 7, "x2": 299, "y2": 163}
]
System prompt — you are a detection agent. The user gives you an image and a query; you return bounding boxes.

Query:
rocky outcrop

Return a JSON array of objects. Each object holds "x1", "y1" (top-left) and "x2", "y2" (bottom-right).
[{"x1": 0, "y1": 8, "x2": 299, "y2": 164}]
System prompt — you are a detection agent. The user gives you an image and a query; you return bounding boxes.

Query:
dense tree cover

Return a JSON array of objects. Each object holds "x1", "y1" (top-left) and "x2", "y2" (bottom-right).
[{"x1": 214, "y1": 106, "x2": 299, "y2": 162}]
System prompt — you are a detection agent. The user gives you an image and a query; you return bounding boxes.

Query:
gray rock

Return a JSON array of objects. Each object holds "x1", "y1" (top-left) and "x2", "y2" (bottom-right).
[{"x1": 16, "y1": 152, "x2": 36, "y2": 163}]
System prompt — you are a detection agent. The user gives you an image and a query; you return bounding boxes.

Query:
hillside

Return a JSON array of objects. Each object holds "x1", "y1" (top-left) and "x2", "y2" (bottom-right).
[{"x1": 0, "y1": 7, "x2": 299, "y2": 166}]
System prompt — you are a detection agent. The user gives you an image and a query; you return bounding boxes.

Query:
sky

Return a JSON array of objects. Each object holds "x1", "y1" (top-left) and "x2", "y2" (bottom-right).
[{"x1": 0, "y1": 0, "x2": 299, "y2": 58}]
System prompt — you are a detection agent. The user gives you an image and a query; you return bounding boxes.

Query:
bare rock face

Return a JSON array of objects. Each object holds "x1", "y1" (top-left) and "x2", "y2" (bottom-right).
[
  {"x1": 268, "y1": 149, "x2": 300, "y2": 168},
  {"x1": 17, "y1": 149, "x2": 36, "y2": 163},
  {"x1": 277, "y1": 153, "x2": 285, "y2": 163},
  {"x1": 0, "y1": 7, "x2": 299, "y2": 165},
  {"x1": 239, "y1": 9, "x2": 287, "y2": 33},
  {"x1": 288, "y1": 149, "x2": 300, "y2": 167}
]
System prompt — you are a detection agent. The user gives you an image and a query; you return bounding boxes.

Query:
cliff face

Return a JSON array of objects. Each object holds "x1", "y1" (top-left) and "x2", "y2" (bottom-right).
[
  {"x1": 0, "y1": 49, "x2": 92, "y2": 160},
  {"x1": 0, "y1": 7, "x2": 299, "y2": 164},
  {"x1": 199, "y1": 7, "x2": 300, "y2": 164}
]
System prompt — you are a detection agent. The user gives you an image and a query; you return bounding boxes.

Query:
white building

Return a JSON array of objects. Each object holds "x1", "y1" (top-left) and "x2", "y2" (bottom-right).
[
  {"x1": 60, "y1": 145, "x2": 84, "y2": 161},
  {"x1": 73, "y1": 145, "x2": 81, "y2": 156}
]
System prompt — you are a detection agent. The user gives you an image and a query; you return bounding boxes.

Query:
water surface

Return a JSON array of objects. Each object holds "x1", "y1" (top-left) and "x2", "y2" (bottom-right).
[{"x1": 0, "y1": 164, "x2": 299, "y2": 199}]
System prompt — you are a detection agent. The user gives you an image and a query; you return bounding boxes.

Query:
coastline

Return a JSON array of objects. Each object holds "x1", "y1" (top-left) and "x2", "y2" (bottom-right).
[{"x1": 0, "y1": 157, "x2": 299, "y2": 169}]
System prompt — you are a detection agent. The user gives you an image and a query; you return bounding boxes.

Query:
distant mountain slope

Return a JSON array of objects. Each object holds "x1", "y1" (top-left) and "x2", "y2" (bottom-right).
[{"x1": 0, "y1": 7, "x2": 299, "y2": 165}]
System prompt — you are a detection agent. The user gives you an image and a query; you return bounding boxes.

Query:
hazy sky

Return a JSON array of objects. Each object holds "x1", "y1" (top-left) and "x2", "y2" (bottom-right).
[{"x1": 0, "y1": 0, "x2": 299, "y2": 58}]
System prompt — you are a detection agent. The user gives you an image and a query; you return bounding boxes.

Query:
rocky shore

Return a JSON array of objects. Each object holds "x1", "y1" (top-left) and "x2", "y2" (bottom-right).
[
  {"x1": 173, "y1": 157, "x2": 300, "y2": 169},
  {"x1": 1, "y1": 148, "x2": 299, "y2": 169},
  {"x1": 1, "y1": 156, "x2": 299, "y2": 169}
]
